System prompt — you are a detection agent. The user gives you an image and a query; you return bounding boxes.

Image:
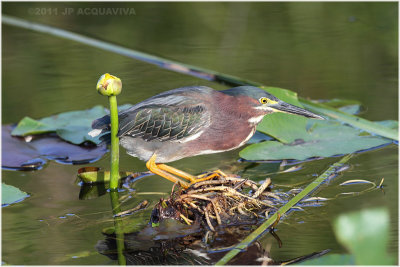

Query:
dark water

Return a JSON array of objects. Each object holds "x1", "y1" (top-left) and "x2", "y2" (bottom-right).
[{"x1": 2, "y1": 2, "x2": 398, "y2": 265}]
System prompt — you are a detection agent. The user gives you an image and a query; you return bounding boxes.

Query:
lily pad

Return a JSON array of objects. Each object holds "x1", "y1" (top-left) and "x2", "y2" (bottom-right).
[
  {"x1": 315, "y1": 98, "x2": 362, "y2": 108},
  {"x1": 334, "y1": 208, "x2": 394, "y2": 265},
  {"x1": 246, "y1": 131, "x2": 274, "y2": 144},
  {"x1": 314, "y1": 98, "x2": 363, "y2": 115},
  {"x1": 375, "y1": 120, "x2": 399, "y2": 129},
  {"x1": 2, "y1": 125, "x2": 107, "y2": 170},
  {"x1": 11, "y1": 105, "x2": 108, "y2": 145},
  {"x1": 2, "y1": 125, "x2": 46, "y2": 170},
  {"x1": 299, "y1": 208, "x2": 394, "y2": 265},
  {"x1": 2, "y1": 183, "x2": 29, "y2": 206},
  {"x1": 240, "y1": 120, "x2": 392, "y2": 161}
]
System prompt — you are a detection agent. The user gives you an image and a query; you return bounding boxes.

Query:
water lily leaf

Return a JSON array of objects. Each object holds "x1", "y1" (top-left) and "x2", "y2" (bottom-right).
[
  {"x1": 375, "y1": 120, "x2": 398, "y2": 129},
  {"x1": 334, "y1": 208, "x2": 394, "y2": 265},
  {"x1": 11, "y1": 105, "x2": 108, "y2": 145},
  {"x1": 2, "y1": 183, "x2": 29, "y2": 206},
  {"x1": 246, "y1": 131, "x2": 274, "y2": 144},
  {"x1": 300, "y1": 98, "x2": 398, "y2": 141},
  {"x1": 29, "y1": 135, "x2": 107, "y2": 164},
  {"x1": 240, "y1": 120, "x2": 391, "y2": 161},
  {"x1": 257, "y1": 87, "x2": 310, "y2": 143},
  {"x1": 2, "y1": 125, "x2": 107, "y2": 170},
  {"x1": 338, "y1": 105, "x2": 362, "y2": 115},
  {"x1": 314, "y1": 99, "x2": 364, "y2": 117},
  {"x1": 301, "y1": 208, "x2": 395, "y2": 265},
  {"x1": 2, "y1": 125, "x2": 46, "y2": 170},
  {"x1": 315, "y1": 98, "x2": 362, "y2": 108}
]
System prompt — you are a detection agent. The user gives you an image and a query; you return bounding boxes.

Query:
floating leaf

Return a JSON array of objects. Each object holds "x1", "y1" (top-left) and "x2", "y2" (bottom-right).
[
  {"x1": 315, "y1": 98, "x2": 362, "y2": 108},
  {"x1": 240, "y1": 120, "x2": 391, "y2": 161},
  {"x1": 2, "y1": 125, "x2": 107, "y2": 170},
  {"x1": 338, "y1": 105, "x2": 362, "y2": 115},
  {"x1": 2, "y1": 125, "x2": 46, "y2": 170},
  {"x1": 11, "y1": 105, "x2": 108, "y2": 144},
  {"x1": 334, "y1": 208, "x2": 394, "y2": 265},
  {"x1": 301, "y1": 208, "x2": 395, "y2": 265},
  {"x1": 300, "y1": 99, "x2": 398, "y2": 141},
  {"x1": 375, "y1": 120, "x2": 398, "y2": 129},
  {"x1": 2, "y1": 183, "x2": 29, "y2": 206},
  {"x1": 246, "y1": 131, "x2": 274, "y2": 144}
]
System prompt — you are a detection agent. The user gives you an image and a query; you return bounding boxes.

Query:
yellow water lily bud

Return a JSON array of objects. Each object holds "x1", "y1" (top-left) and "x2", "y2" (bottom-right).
[{"x1": 96, "y1": 73, "x2": 122, "y2": 96}]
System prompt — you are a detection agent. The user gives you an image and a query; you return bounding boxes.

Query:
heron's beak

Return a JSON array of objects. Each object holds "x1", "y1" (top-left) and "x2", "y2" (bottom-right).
[{"x1": 270, "y1": 101, "x2": 325, "y2": 119}]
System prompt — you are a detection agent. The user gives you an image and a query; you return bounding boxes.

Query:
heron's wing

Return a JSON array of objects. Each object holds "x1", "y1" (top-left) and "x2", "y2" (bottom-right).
[
  {"x1": 117, "y1": 104, "x2": 210, "y2": 142},
  {"x1": 91, "y1": 86, "x2": 214, "y2": 142}
]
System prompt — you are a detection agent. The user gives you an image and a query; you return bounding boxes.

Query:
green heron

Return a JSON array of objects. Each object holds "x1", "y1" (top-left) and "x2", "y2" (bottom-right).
[{"x1": 90, "y1": 76, "x2": 323, "y2": 188}]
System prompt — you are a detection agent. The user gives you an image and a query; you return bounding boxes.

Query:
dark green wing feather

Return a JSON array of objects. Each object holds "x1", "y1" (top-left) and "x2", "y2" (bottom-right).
[{"x1": 118, "y1": 105, "x2": 208, "y2": 142}]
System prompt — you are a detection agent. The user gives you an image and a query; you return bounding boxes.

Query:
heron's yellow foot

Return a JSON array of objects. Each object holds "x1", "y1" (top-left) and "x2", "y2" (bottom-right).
[
  {"x1": 146, "y1": 154, "x2": 190, "y2": 188},
  {"x1": 197, "y1": 169, "x2": 228, "y2": 179},
  {"x1": 145, "y1": 155, "x2": 228, "y2": 188}
]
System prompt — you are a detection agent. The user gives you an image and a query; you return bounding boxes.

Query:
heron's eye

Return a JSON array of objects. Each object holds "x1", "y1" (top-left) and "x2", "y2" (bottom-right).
[{"x1": 259, "y1": 97, "x2": 269, "y2": 104}]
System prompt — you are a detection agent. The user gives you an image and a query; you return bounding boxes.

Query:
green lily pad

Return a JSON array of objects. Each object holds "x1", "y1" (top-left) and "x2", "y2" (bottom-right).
[
  {"x1": 338, "y1": 105, "x2": 362, "y2": 115},
  {"x1": 299, "y1": 208, "x2": 394, "y2": 265},
  {"x1": 240, "y1": 120, "x2": 392, "y2": 161},
  {"x1": 334, "y1": 208, "x2": 394, "y2": 265},
  {"x1": 375, "y1": 120, "x2": 399, "y2": 129},
  {"x1": 316, "y1": 98, "x2": 362, "y2": 108},
  {"x1": 11, "y1": 105, "x2": 108, "y2": 145},
  {"x1": 2, "y1": 183, "x2": 29, "y2": 206}
]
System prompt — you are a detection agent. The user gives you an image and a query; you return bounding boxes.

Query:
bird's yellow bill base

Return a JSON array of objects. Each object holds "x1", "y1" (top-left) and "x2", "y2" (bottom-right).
[{"x1": 146, "y1": 154, "x2": 227, "y2": 189}]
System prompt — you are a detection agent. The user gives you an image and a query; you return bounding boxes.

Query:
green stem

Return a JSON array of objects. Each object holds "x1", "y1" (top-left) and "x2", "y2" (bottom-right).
[
  {"x1": 109, "y1": 190, "x2": 126, "y2": 265},
  {"x1": 109, "y1": 95, "x2": 120, "y2": 190},
  {"x1": 299, "y1": 98, "x2": 398, "y2": 141},
  {"x1": 215, "y1": 154, "x2": 353, "y2": 265}
]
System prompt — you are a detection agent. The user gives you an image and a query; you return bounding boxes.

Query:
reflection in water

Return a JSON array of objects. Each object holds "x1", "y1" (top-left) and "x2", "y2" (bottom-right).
[
  {"x1": 109, "y1": 190, "x2": 127, "y2": 265},
  {"x1": 96, "y1": 221, "x2": 330, "y2": 265}
]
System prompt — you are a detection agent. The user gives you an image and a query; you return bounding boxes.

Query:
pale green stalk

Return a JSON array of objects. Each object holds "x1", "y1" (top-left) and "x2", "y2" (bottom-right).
[{"x1": 109, "y1": 95, "x2": 120, "y2": 190}]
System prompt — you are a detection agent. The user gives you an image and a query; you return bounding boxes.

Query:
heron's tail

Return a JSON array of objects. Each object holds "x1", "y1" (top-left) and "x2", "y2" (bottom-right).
[{"x1": 89, "y1": 115, "x2": 111, "y2": 144}]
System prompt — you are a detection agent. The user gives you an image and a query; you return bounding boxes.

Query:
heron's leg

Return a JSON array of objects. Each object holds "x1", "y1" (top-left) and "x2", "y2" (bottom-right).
[
  {"x1": 146, "y1": 154, "x2": 189, "y2": 188},
  {"x1": 197, "y1": 169, "x2": 228, "y2": 179},
  {"x1": 156, "y1": 164, "x2": 198, "y2": 183},
  {"x1": 157, "y1": 164, "x2": 225, "y2": 184},
  {"x1": 190, "y1": 169, "x2": 228, "y2": 183}
]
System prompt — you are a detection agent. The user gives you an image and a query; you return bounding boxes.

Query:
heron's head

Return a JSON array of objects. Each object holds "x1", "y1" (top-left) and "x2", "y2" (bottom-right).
[{"x1": 222, "y1": 86, "x2": 324, "y2": 120}]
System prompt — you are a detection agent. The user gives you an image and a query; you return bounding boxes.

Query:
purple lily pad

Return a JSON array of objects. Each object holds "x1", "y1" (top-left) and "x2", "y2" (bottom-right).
[{"x1": 2, "y1": 125, "x2": 107, "y2": 171}]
